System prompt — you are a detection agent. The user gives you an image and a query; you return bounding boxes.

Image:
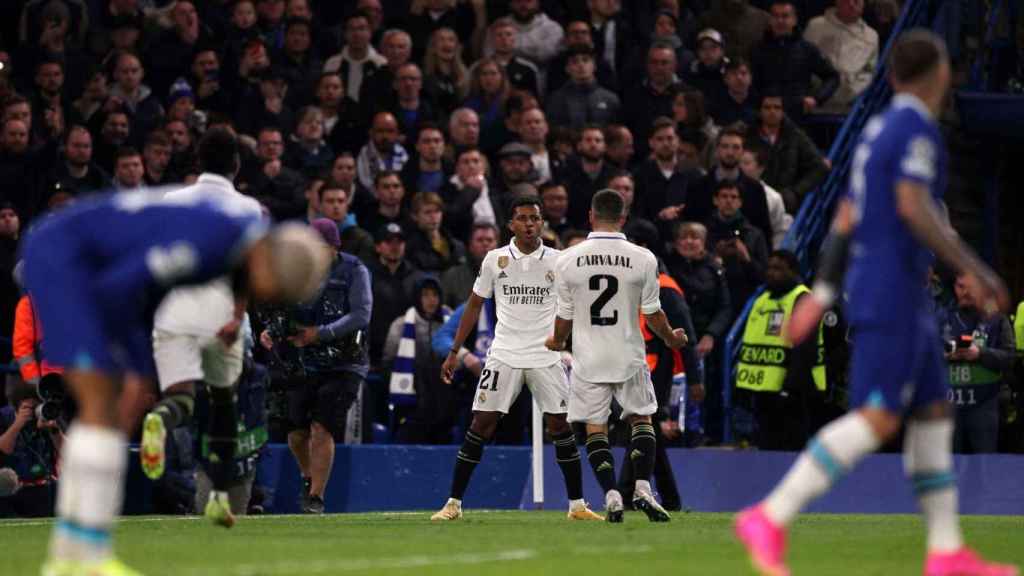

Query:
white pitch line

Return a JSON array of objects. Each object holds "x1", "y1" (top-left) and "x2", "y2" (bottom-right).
[{"x1": 186, "y1": 549, "x2": 537, "y2": 576}]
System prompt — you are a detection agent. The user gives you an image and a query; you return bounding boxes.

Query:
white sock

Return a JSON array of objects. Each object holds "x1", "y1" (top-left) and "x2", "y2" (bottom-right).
[
  {"x1": 635, "y1": 479, "x2": 652, "y2": 496},
  {"x1": 904, "y1": 419, "x2": 963, "y2": 552},
  {"x1": 763, "y1": 412, "x2": 881, "y2": 526},
  {"x1": 569, "y1": 498, "x2": 586, "y2": 510},
  {"x1": 49, "y1": 424, "x2": 127, "y2": 562}
]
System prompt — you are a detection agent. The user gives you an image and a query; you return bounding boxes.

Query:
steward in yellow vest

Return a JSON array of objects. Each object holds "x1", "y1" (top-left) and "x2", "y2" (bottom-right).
[{"x1": 735, "y1": 251, "x2": 825, "y2": 450}]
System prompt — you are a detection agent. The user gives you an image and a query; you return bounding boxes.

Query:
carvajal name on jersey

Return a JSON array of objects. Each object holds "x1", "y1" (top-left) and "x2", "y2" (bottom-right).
[
  {"x1": 502, "y1": 284, "x2": 552, "y2": 305},
  {"x1": 576, "y1": 254, "x2": 633, "y2": 268}
]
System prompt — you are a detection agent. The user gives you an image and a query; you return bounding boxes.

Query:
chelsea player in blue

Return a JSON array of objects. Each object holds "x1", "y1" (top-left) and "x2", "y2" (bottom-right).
[
  {"x1": 23, "y1": 181, "x2": 330, "y2": 576},
  {"x1": 735, "y1": 31, "x2": 1016, "y2": 576}
]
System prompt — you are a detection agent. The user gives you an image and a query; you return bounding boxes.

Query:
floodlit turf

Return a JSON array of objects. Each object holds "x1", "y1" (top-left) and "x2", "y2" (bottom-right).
[{"x1": 1, "y1": 511, "x2": 1022, "y2": 576}]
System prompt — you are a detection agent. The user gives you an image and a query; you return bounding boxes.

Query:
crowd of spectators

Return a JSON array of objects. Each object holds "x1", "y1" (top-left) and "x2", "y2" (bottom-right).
[{"x1": 4, "y1": 0, "x2": 998, "y2": 458}]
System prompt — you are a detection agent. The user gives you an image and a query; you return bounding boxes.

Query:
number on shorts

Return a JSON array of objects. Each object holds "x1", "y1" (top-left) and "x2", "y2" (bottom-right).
[
  {"x1": 479, "y1": 369, "x2": 499, "y2": 391},
  {"x1": 589, "y1": 274, "x2": 619, "y2": 326}
]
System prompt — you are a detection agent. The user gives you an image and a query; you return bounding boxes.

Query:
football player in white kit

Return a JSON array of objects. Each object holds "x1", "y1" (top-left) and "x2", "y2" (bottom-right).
[
  {"x1": 547, "y1": 189, "x2": 688, "y2": 523},
  {"x1": 138, "y1": 128, "x2": 264, "y2": 528},
  {"x1": 431, "y1": 196, "x2": 602, "y2": 521}
]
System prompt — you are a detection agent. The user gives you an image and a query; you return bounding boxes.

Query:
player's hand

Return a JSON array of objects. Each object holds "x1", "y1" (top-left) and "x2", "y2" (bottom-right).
[
  {"x1": 288, "y1": 326, "x2": 319, "y2": 348},
  {"x1": 217, "y1": 319, "x2": 242, "y2": 347},
  {"x1": 545, "y1": 336, "x2": 566, "y2": 351},
  {"x1": 689, "y1": 382, "x2": 706, "y2": 403},
  {"x1": 259, "y1": 329, "x2": 274, "y2": 350},
  {"x1": 696, "y1": 335, "x2": 715, "y2": 358},
  {"x1": 660, "y1": 419, "x2": 681, "y2": 439},
  {"x1": 462, "y1": 353, "x2": 483, "y2": 377},
  {"x1": 786, "y1": 296, "x2": 825, "y2": 345},
  {"x1": 961, "y1": 267, "x2": 1010, "y2": 318},
  {"x1": 663, "y1": 328, "x2": 688, "y2": 349},
  {"x1": 441, "y1": 351, "x2": 460, "y2": 385}
]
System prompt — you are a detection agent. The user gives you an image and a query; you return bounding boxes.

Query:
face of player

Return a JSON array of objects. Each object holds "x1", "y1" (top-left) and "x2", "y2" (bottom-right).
[
  {"x1": 541, "y1": 187, "x2": 568, "y2": 221},
  {"x1": 416, "y1": 129, "x2": 445, "y2": 162},
  {"x1": 115, "y1": 154, "x2": 144, "y2": 187},
  {"x1": 375, "y1": 175, "x2": 404, "y2": 208},
  {"x1": 414, "y1": 203, "x2": 443, "y2": 233},
  {"x1": 713, "y1": 187, "x2": 743, "y2": 218},
  {"x1": 716, "y1": 135, "x2": 743, "y2": 169},
  {"x1": 508, "y1": 204, "x2": 543, "y2": 246},
  {"x1": 468, "y1": 227, "x2": 497, "y2": 260},
  {"x1": 320, "y1": 189, "x2": 349, "y2": 222},
  {"x1": 675, "y1": 230, "x2": 705, "y2": 259}
]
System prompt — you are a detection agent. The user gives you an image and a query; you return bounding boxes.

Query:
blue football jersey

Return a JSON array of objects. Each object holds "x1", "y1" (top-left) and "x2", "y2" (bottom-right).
[
  {"x1": 24, "y1": 188, "x2": 267, "y2": 308},
  {"x1": 843, "y1": 93, "x2": 948, "y2": 327}
]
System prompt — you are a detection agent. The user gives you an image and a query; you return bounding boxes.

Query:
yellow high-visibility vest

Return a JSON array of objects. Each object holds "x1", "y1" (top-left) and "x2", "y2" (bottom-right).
[{"x1": 736, "y1": 285, "x2": 826, "y2": 393}]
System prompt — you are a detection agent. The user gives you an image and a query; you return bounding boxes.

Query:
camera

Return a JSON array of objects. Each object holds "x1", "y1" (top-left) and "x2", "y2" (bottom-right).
[
  {"x1": 944, "y1": 335, "x2": 973, "y2": 355},
  {"x1": 36, "y1": 373, "x2": 74, "y2": 428}
]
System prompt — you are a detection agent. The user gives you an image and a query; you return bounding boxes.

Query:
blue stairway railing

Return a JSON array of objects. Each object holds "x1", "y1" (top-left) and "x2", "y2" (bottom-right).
[{"x1": 719, "y1": 0, "x2": 935, "y2": 443}]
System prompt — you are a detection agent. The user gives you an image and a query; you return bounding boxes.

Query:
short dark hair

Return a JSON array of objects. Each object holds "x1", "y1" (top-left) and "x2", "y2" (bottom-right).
[
  {"x1": 725, "y1": 57, "x2": 750, "y2": 73},
  {"x1": 318, "y1": 180, "x2": 349, "y2": 202},
  {"x1": 718, "y1": 123, "x2": 747, "y2": 145},
  {"x1": 561, "y1": 228, "x2": 588, "y2": 246},
  {"x1": 649, "y1": 116, "x2": 675, "y2": 137},
  {"x1": 198, "y1": 127, "x2": 240, "y2": 176},
  {"x1": 770, "y1": 249, "x2": 800, "y2": 275},
  {"x1": 415, "y1": 121, "x2": 444, "y2": 141},
  {"x1": 714, "y1": 179, "x2": 741, "y2": 197},
  {"x1": 603, "y1": 124, "x2": 630, "y2": 147},
  {"x1": 64, "y1": 124, "x2": 90, "y2": 145},
  {"x1": 471, "y1": 222, "x2": 499, "y2": 238},
  {"x1": 145, "y1": 129, "x2": 171, "y2": 149},
  {"x1": 509, "y1": 194, "x2": 542, "y2": 217},
  {"x1": 538, "y1": 181, "x2": 566, "y2": 196},
  {"x1": 744, "y1": 141, "x2": 770, "y2": 168},
  {"x1": 114, "y1": 146, "x2": 142, "y2": 163},
  {"x1": 591, "y1": 189, "x2": 625, "y2": 223},
  {"x1": 889, "y1": 29, "x2": 948, "y2": 85},
  {"x1": 373, "y1": 169, "x2": 401, "y2": 186}
]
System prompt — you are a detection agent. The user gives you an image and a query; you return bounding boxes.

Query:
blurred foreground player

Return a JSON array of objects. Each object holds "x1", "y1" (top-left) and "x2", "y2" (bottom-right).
[
  {"x1": 734, "y1": 30, "x2": 1017, "y2": 576},
  {"x1": 22, "y1": 193, "x2": 330, "y2": 576}
]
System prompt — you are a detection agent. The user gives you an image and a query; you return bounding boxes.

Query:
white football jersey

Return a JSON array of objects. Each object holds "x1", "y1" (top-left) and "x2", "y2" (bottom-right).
[
  {"x1": 555, "y1": 232, "x2": 661, "y2": 383},
  {"x1": 472, "y1": 239, "x2": 561, "y2": 368},
  {"x1": 153, "y1": 174, "x2": 264, "y2": 336}
]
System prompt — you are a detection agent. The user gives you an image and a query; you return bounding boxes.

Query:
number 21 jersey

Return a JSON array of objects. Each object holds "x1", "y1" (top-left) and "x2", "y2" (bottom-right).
[{"x1": 555, "y1": 232, "x2": 661, "y2": 383}]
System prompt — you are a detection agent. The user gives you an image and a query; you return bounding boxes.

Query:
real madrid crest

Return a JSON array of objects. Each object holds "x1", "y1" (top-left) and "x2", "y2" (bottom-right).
[
  {"x1": 497, "y1": 256, "x2": 509, "y2": 269},
  {"x1": 478, "y1": 392, "x2": 487, "y2": 403},
  {"x1": 546, "y1": 270, "x2": 555, "y2": 283}
]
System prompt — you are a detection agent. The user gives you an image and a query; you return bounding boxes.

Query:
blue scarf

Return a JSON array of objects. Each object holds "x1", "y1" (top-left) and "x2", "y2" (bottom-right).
[{"x1": 389, "y1": 306, "x2": 451, "y2": 404}]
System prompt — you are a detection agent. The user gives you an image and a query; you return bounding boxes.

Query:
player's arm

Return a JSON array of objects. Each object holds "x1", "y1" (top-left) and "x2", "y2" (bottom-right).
[
  {"x1": 644, "y1": 309, "x2": 688, "y2": 350},
  {"x1": 895, "y1": 180, "x2": 1007, "y2": 312},
  {"x1": 441, "y1": 292, "x2": 486, "y2": 383},
  {"x1": 546, "y1": 316, "x2": 572, "y2": 351},
  {"x1": 787, "y1": 198, "x2": 853, "y2": 345},
  {"x1": 546, "y1": 256, "x2": 574, "y2": 351}
]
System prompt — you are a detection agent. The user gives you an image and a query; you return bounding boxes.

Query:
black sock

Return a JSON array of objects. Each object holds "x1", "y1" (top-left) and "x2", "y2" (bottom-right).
[
  {"x1": 153, "y1": 392, "x2": 195, "y2": 430},
  {"x1": 207, "y1": 387, "x2": 238, "y2": 492},
  {"x1": 584, "y1": 432, "x2": 617, "y2": 494},
  {"x1": 450, "y1": 429, "x2": 486, "y2": 500},
  {"x1": 553, "y1": 431, "x2": 583, "y2": 501},
  {"x1": 630, "y1": 422, "x2": 657, "y2": 483}
]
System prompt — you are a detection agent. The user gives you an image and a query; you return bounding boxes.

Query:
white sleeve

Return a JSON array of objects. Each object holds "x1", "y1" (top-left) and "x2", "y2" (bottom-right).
[
  {"x1": 471, "y1": 251, "x2": 495, "y2": 299},
  {"x1": 640, "y1": 253, "x2": 662, "y2": 315},
  {"x1": 555, "y1": 255, "x2": 574, "y2": 320}
]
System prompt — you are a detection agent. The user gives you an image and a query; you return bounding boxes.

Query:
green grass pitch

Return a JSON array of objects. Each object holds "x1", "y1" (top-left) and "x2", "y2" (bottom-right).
[{"x1": 1, "y1": 511, "x2": 1021, "y2": 575}]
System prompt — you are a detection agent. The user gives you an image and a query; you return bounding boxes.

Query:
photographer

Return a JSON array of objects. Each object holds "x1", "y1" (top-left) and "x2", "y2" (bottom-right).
[
  {"x1": 937, "y1": 273, "x2": 1015, "y2": 454},
  {"x1": 705, "y1": 180, "x2": 769, "y2": 316},
  {"x1": 259, "y1": 219, "x2": 371, "y2": 514},
  {"x1": 0, "y1": 380, "x2": 62, "y2": 517}
]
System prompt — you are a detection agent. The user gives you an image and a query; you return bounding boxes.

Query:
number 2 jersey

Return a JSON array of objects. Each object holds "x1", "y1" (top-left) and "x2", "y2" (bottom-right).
[
  {"x1": 843, "y1": 93, "x2": 948, "y2": 329},
  {"x1": 472, "y1": 240, "x2": 562, "y2": 369},
  {"x1": 555, "y1": 232, "x2": 662, "y2": 383}
]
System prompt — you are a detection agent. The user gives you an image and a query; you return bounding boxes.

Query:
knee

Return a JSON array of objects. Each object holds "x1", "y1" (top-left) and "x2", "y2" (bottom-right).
[
  {"x1": 545, "y1": 414, "x2": 570, "y2": 436},
  {"x1": 470, "y1": 412, "x2": 499, "y2": 440},
  {"x1": 310, "y1": 422, "x2": 335, "y2": 443},
  {"x1": 860, "y1": 408, "x2": 902, "y2": 442}
]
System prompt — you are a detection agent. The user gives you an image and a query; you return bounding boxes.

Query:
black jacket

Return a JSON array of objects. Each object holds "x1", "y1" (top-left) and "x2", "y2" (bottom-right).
[
  {"x1": 440, "y1": 178, "x2": 507, "y2": 243},
  {"x1": 664, "y1": 252, "x2": 732, "y2": 341},
  {"x1": 632, "y1": 158, "x2": 702, "y2": 234},
  {"x1": 405, "y1": 227, "x2": 467, "y2": 274},
  {"x1": 623, "y1": 78, "x2": 684, "y2": 158},
  {"x1": 559, "y1": 157, "x2": 616, "y2": 230},
  {"x1": 751, "y1": 31, "x2": 839, "y2": 122},
  {"x1": 746, "y1": 118, "x2": 829, "y2": 212},
  {"x1": 706, "y1": 212, "x2": 770, "y2": 316},
  {"x1": 683, "y1": 171, "x2": 772, "y2": 245},
  {"x1": 367, "y1": 257, "x2": 422, "y2": 367}
]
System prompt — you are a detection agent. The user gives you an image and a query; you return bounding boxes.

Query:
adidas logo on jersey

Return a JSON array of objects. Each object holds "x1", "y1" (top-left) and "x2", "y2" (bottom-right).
[{"x1": 498, "y1": 271, "x2": 509, "y2": 279}]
